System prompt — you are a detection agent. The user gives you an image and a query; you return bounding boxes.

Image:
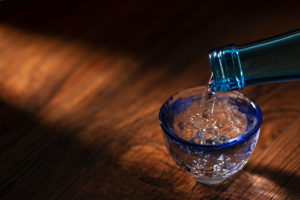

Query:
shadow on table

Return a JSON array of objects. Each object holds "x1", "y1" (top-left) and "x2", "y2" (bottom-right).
[
  {"x1": 184, "y1": 162, "x2": 300, "y2": 200},
  {"x1": 0, "y1": 98, "x2": 197, "y2": 200},
  {"x1": 245, "y1": 164, "x2": 300, "y2": 197},
  {"x1": 0, "y1": 98, "x2": 134, "y2": 199}
]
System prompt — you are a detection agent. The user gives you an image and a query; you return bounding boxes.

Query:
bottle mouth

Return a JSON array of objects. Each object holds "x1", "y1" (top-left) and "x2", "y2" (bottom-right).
[{"x1": 208, "y1": 44, "x2": 244, "y2": 92}]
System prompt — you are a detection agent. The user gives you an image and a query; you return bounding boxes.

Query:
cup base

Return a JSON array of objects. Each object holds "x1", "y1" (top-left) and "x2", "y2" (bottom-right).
[{"x1": 194, "y1": 177, "x2": 227, "y2": 185}]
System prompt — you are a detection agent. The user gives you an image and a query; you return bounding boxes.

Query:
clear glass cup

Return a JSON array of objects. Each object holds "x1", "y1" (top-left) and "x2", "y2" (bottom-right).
[{"x1": 159, "y1": 86, "x2": 262, "y2": 184}]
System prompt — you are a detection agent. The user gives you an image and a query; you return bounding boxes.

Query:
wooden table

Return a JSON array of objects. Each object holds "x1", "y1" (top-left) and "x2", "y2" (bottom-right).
[{"x1": 0, "y1": 1, "x2": 299, "y2": 199}]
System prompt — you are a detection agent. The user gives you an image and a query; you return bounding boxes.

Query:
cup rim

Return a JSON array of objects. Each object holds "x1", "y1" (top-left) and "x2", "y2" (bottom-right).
[{"x1": 159, "y1": 86, "x2": 262, "y2": 150}]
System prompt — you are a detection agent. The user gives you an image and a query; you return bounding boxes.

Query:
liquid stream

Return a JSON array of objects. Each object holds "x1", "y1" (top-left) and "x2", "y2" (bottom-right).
[{"x1": 175, "y1": 75, "x2": 247, "y2": 145}]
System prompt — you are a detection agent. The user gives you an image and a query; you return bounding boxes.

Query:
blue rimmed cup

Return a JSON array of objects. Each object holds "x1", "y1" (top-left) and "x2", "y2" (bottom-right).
[{"x1": 159, "y1": 86, "x2": 262, "y2": 184}]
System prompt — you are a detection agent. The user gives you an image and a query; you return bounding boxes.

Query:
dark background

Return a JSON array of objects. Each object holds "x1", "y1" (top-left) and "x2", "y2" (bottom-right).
[
  {"x1": 0, "y1": 1, "x2": 299, "y2": 199},
  {"x1": 2, "y1": 0, "x2": 300, "y2": 75}
]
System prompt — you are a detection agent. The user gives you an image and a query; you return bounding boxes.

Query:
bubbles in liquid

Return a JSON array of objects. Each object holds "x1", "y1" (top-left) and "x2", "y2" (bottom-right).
[{"x1": 175, "y1": 76, "x2": 247, "y2": 145}]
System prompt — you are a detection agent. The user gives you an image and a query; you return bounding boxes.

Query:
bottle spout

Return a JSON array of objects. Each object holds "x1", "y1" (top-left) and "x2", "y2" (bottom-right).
[{"x1": 208, "y1": 44, "x2": 244, "y2": 92}]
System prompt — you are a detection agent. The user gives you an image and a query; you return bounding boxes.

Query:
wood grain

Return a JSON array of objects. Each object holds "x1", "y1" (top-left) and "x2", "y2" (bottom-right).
[{"x1": 0, "y1": 1, "x2": 300, "y2": 199}]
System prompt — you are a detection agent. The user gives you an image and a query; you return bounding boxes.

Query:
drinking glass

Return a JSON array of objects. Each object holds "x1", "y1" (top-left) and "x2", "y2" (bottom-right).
[{"x1": 159, "y1": 87, "x2": 262, "y2": 184}]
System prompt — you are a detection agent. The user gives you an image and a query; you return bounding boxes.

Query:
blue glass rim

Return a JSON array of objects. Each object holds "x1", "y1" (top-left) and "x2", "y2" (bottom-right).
[{"x1": 159, "y1": 86, "x2": 262, "y2": 150}]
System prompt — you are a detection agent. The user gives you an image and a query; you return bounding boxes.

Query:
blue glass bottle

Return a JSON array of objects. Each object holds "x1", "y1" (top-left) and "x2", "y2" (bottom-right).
[{"x1": 209, "y1": 29, "x2": 300, "y2": 92}]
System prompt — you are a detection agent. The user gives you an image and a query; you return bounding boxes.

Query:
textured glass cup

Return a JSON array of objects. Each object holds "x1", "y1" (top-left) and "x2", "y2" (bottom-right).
[{"x1": 159, "y1": 87, "x2": 262, "y2": 184}]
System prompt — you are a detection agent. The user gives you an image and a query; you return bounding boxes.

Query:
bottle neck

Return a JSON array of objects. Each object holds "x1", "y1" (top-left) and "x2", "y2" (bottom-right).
[
  {"x1": 209, "y1": 29, "x2": 300, "y2": 92},
  {"x1": 209, "y1": 44, "x2": 244, "y2": 92}
]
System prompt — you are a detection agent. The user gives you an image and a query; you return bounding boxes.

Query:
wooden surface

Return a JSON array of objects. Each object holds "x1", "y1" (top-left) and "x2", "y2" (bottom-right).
[{"x1": 0, "y1": 1, "x2": 300, "y2": 199}]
